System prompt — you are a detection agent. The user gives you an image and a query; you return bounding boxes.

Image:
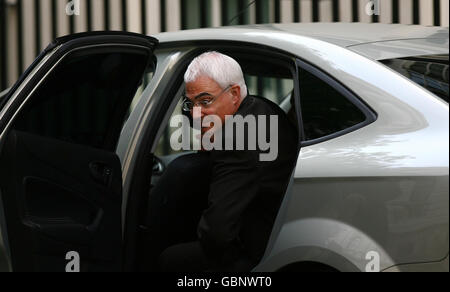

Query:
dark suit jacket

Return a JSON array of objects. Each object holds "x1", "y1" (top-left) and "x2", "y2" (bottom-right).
[{"x1": 197, "y1": 95, "x2": 299, "y2": 268}]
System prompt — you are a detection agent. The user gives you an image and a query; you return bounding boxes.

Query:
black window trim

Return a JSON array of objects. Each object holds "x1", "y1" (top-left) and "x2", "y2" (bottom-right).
[{"x1": 296, "y1": 58, "x2": 378, "y2": 148}]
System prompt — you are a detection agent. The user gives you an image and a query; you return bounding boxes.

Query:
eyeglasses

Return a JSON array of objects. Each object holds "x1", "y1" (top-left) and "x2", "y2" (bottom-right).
[{"x1": 182, "y1": 85, "x2": 232, "y2": 111}]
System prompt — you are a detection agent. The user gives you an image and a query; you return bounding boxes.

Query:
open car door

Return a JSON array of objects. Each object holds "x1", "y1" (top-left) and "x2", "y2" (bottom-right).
[{"x1": 0, "y1": 32, "x2": 157, "y2": 272}]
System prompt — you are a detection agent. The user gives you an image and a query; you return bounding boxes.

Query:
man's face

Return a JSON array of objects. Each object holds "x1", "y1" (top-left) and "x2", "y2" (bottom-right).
[{"x1": 185, "y1": 75, "x2": 241, "y2": 134}]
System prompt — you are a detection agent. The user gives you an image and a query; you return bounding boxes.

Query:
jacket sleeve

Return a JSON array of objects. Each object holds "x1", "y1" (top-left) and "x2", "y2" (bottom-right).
[{"x1": 197, "y1": 149, "x2": 260, "y2": 264}]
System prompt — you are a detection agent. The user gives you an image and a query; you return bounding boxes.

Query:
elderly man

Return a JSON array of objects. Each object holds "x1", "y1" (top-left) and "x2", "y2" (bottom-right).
[{"x1": 148, "y1": 52, "x2": 298, "y2": 272}]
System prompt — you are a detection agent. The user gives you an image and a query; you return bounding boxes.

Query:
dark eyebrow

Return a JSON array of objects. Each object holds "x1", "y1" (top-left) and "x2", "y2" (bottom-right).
[{"x1": 192, "y1": 92, "x2": 212, "y2": 100}]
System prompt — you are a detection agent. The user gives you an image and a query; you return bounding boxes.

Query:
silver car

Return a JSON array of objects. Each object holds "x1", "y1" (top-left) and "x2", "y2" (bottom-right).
[{"x1": 0, "y1": 23, "x2": 448, "y2": 272}]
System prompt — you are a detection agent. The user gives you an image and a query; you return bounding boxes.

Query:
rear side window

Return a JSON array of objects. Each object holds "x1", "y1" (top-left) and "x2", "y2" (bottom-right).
[
  {"x1": 381, "y1": 54, "x2": 449, "y2": 102},
  {"x1": 299, "y1": 67, "x2": 368, "y2": 142}
]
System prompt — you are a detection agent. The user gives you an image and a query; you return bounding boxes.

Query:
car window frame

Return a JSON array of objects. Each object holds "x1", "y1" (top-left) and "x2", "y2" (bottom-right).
[
  {"x1": 296, "y1": 58, "x2": 378, "y2": 147},
  {"x1": 150, "y1": 47, "x2": 303, "y2": 157}
]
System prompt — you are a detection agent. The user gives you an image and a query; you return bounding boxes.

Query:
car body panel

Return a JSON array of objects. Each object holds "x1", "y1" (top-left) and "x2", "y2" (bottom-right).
[
  {"x1": 349, "y1": 38, "x2": 450, "y2": 60},
  {"x1": 156, "y1": 23, "x2": 449, "y2": 60},
  {"x1": 150, "y1": 24, "x2": 449, "y2": 271},
  {"x1": 263, "y1": 23, "x2": 448, "y2": 48},
  {"x1": 256, "y1": 174, "x2": 448, "y2": 271},
  {"x1": 383, "y1": 254, "x2": 449, "y2": 272}
]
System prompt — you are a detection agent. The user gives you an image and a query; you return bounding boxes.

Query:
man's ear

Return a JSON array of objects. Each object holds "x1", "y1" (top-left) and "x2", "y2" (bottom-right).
[{"x1": 230, "y1": 85, "x2": 241, "y2": 106}]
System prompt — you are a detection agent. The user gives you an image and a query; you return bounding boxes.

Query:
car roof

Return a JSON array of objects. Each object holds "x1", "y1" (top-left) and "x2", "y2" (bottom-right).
[{"x1": 155, "y1": 23, "x2": 449, "y2": 60}]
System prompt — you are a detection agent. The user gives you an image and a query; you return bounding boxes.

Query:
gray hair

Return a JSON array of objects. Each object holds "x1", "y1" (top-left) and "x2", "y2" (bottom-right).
[{"x1": 184, "y1": 51, "x2": 248, "y2": 99}]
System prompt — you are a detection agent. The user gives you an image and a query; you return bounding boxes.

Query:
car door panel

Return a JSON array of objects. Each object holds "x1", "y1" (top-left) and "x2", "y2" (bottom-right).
[
  {"x1": 0, "y1": 133, "x2": 123, "y2": 272},
  {"x1": 0, "y1": 32, "x2": 158, "y2": 272}
]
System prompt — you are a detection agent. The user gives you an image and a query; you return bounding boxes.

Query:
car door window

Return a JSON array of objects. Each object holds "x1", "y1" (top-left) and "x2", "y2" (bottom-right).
[
  {"x1": 12, "y1": 49, "x2": 153, "y2": 151},
  {"x1": 298, "y1": 64, "x2": 371, "y2": 143}
]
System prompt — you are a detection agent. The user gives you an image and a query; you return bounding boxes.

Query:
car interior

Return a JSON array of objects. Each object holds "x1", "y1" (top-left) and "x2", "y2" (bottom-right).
[
  {"x1": 133, "y1": 48, "x2": 302, "y2": 271},
  {"x1": 150, "y1": 51, "x2": 298, "y2": 177}
]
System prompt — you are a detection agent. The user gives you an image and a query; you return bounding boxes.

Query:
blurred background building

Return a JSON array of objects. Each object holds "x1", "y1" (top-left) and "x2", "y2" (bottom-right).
[{"x1": 0, "y1": 0, "x2": 449, "y2": 92}]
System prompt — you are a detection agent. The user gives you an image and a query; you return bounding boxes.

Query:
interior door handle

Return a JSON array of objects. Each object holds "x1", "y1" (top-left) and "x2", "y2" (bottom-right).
[{"x1": 89, "y1": 162, "x2": 113, "y2": 187}]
